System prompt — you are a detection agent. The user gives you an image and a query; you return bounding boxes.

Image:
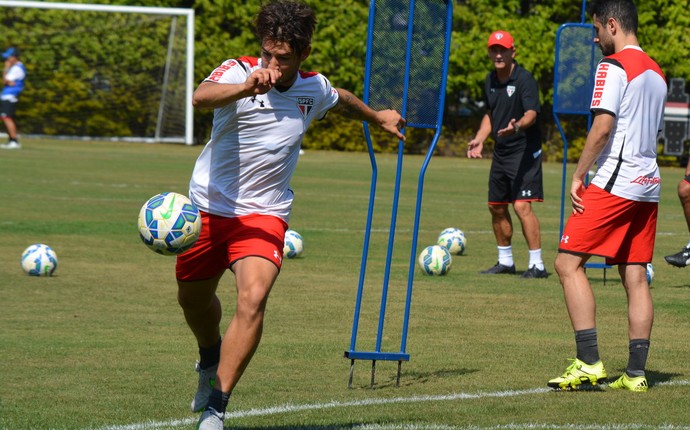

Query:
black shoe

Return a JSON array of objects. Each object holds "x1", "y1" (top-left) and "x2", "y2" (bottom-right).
[
  {"x1": 480, "y1": 262, "x2": 516, "y2": 274},
  {"x1": 664, "y1": 246, "x2": 690, "y2": 268},
  {"x1": 521, "y1": 265, "x2": 549, "y2": 279}
]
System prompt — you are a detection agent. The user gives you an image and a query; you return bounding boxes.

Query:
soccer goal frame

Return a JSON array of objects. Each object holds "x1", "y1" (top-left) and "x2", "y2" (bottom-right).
[{"x1": 0, "y1": 0, "x2": 195, "y2": 145}]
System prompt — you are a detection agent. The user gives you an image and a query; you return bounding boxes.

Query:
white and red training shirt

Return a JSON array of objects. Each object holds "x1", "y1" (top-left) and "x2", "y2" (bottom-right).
[
  {"x1": 589, "y1": 46, "x2": 666, "y2": 202},
  {"x1": 189, "y1": 57, "x2": 340, "y2": 222}
]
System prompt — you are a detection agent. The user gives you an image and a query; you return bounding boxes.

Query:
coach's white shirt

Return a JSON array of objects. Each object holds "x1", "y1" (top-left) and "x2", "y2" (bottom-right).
[{"x1": 189, "y1": 56, "x2": 339, "y2": 222}]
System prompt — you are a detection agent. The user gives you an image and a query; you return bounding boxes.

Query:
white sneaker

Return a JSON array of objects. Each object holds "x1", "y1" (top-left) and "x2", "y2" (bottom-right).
[
  {"x1": 191, "y1": 362, "x2": 218, "y2": 412},
  {"x1": 0, "y1": 141, "x2": 21, "y2": 149},
  {"x1": 197, "y1": 407, "x2": 224, "y2": 430}
]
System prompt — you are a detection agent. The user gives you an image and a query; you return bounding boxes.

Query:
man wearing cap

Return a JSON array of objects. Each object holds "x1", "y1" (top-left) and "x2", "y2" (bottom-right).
[
  {"x1": 467, "y1": 30, "x2": 547, "y2": 279},
  {"x1": 1, "y1": 47, "x2": 26, "y2": 150}
]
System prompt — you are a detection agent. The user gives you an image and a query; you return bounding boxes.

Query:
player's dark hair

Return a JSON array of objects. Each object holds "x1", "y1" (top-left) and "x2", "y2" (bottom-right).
[
  {"x1": 588, "y1": 0, "x2": 638, "y2": 35},
  {"x1": 255, "y1": 0, "x2": 316, "y2": 55}
]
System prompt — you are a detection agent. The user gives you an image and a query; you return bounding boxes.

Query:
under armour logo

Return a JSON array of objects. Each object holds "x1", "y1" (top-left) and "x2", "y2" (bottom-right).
[
  {"x1": 521, "y1": 190, "x2": 532, "y2": 197},
  {"x1": 560, "y1": 235, "x2": 569, "y2": 244},
  {"x1": 251, "y1": 96, "x2": 265, "y2": 107}
]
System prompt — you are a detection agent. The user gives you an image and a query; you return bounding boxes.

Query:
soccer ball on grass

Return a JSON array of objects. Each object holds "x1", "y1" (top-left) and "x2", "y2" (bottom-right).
[
  {"x1": 437, "y1": 227, "x2": 466, "y2": 255},
  {"x1": 646, "y1": 263, "x2": 654, "y2": 284},
  {"x1": 137, "y1": 192, "x2": 201, "y2": 256},
  {"x1": 21, "y1": 244, "x2": 58, "y2": 276},
  {"x1": 283, "y1": 229, "x2": 304, "y2": 258},
  {"x1": 418, "y1": 245, "x2": 452, "y2": 275}
]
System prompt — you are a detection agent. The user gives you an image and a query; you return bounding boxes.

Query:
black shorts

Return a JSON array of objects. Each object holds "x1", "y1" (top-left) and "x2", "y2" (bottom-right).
[
  {"x1": 488, "y1": 148, "x2": 544, "y2": 203},
  {"x1": 0, "y1": 99, "x2": 17, "y2": 118}
]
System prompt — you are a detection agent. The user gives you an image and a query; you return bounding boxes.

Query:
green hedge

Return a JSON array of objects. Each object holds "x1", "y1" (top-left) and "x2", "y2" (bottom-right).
[{"x1": 2, "y1": 0, "x2": 688, "y2": 162}]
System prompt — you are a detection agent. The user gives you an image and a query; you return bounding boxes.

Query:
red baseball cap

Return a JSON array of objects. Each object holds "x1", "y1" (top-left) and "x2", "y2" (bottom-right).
[{"x1": 487, "y1": 30, "x2": 514, "y2": 49}]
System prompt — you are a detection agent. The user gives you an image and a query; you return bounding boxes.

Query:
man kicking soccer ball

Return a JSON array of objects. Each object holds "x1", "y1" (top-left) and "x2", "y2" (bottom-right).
[{"x1": 177, "y1": 1, "x2": 405, "y2": 429}]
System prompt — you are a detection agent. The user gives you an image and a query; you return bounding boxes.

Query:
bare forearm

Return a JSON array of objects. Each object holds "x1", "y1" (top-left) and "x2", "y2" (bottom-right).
[
  {"x1": 474, "y1": 113, "x2": 493, "y2": 142},
  {"x1": 574, "y1": 114, "x2": 613, "y2": 180},
  {"x1": 517, "y1": 110, "x2": 537, "y2": 130},
  {"x1": 332, "y1": 88, "x2": 406, "y2": 139},
  {"x1": 192, "y1": 81, "x2": 252, "y2": 109},
  {"x1": 574, "y1": 143, "x2": 603, "y2": 181},
  {"x1": 332, "y1": 88, "x2": 378, "y2": 122}
]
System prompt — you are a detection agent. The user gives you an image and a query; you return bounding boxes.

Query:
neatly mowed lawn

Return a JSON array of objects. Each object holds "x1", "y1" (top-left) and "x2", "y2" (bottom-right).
[{"x1": 1, "y1": 138, "x2": 689, "y2": 430}]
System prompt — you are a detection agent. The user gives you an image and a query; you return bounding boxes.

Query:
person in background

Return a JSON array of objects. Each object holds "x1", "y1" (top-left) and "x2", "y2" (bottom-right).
[
  {"x1": 180, "y1": 1, "x2": 405, "y2": 429},
  {"x1": 663, "y1": 157, "x2": 690, "y2": 267},
  {"x1": 467, "y1": 30, "x2": 548, "y2": 279},
  {"x1": 1, "y1": 47, "x2": 26, "y2": 150},
  {"x1": 548, "y1": 0, "x2": 666, "y2": 393}
]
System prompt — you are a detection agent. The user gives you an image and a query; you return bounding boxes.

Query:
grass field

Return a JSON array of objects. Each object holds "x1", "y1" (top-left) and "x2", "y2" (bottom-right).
[{"x1": 1, "y1": 138, "x2": 689, "y2": 430}]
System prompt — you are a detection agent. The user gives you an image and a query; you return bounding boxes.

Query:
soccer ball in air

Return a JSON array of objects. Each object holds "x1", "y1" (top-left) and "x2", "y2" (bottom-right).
[
  {"x1": 418, "y1": 245, "x2": 452, "y2": 275},
  {"x1": 137, "y1": 192, "x2": 202, "y2": 256},
  {"x1": 646, "y1": 263, "x2": 654, "y2": 285},
  {"x1": 21, "y1": 244, "x2": 58, "y2": 276},
  {"x1": 437, "y1": 227, "x2": 466, "y2": 255},
  {"x1": 283, "y1": 229, "x2": 304, "y2": 258}
]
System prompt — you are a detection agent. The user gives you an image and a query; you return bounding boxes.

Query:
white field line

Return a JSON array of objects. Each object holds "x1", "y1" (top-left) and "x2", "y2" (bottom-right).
[
  {"x1": 87, "y1": 380, "x2": 690, "y2": 430},
  {"x1": 355, "y1": 424, "x2": 690, "y2": 430}
]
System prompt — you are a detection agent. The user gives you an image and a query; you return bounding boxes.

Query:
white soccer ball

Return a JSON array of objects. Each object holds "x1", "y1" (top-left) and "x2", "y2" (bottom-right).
[
  {"x1": 418, "y1": 245, "x2": 452, "y2": 275},
  {"x1": 437, "y1": 227, "x2": 466, "y2": 255},
  {"x1": 21, "y1": 244, "x2": 58, "y2": 276},
  {"x1": 137, "y1": 192, "x2": 202, "y2": 256},
  {"x1": 283, "y1": 229, "x2": 304, "y2": 259},
  {"x1": 646, "y1": 263, "x2": 654, "y2": 284}
]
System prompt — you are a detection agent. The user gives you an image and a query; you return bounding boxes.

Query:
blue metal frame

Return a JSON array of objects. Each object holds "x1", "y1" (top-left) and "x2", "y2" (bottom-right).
[
  {"x1": 554, "y1": 22, "x2": 600, "y2": 238},
  {"x1": 346, "y1": 0, "x2": 453, "y2": 368},
  {"x1": 553, "y1": 17, "x2": 613, "y2": 279}
]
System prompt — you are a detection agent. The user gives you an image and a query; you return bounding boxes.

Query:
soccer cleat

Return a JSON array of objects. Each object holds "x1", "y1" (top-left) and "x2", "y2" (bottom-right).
[
  {"x1": 608, "y1": 373, "x2": 648, "y2": 392},
  {"x1": 664, "y1": 246, "x2": 690, "y2": 268},
  {"x1": 547, "y1": 358, "x2": 607, "y2": 390},
  {"x1": 0, "y1": 140, "x2": 21, "y2": 149},
  {"x1": 521, "y1": 266, "x2": 549, "y2": 279},
  {"x1": 480, "y1": 262, "x2": 516, "y2": 275},
  {"x1": 197, "y1": 407, "x2": 224, "y2": 430},
  {"x1": 191, "y1": 362, "x2": 218, "y2": 412}
]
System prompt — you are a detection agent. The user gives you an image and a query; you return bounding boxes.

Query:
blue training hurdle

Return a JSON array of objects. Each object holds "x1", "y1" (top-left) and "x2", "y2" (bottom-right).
[{"x1": 344, "y1": 0, "x2": 453, "y2": 388}]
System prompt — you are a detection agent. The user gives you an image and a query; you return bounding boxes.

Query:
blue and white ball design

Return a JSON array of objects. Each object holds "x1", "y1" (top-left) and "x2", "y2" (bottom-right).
[
  {"x1": 21, "y1": 244, "x2": 58, "y2": 276},
  {"x1": 418, "y1": 245, "x2": 452, "y2": 275},
  {"x1": 646, "y1": 263, "x2": 654, "y2": 285},
  {"x1": 437, "y1": 227, "x2": 466, "y2": 255},
  {"x1": 283, "y1": 229, "x2": 304, "y2": 259},
  {"x1": 138, "y1": 192, "x2": 201, "y2": 256}
]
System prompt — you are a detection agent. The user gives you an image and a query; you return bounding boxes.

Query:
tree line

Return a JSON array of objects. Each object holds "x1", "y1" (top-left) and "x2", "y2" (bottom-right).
[{"x1": 2, "y1": 0, "x2": 688, "y2": 161}]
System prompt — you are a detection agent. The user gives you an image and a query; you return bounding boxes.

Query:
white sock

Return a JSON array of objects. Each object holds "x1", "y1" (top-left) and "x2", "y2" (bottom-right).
[
  {"x1": 498, "y1": 246, "x2": 513, "y2": 267},
  {"x1": 685, "y1": 239, "x2": 690, "y2": 249},
  {"x1": 528, "y1": 249, "x2": 544, "y2": 270}
]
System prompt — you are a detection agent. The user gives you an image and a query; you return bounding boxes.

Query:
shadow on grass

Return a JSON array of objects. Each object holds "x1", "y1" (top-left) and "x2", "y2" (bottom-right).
[
  {"x1": 606, "y1": 368, "x2": 681, "y2": 387},
  {"x1": 346, "y1": 366, "x2": 478, "y2": 389},
  {"x1": 643, "y1": 369, "x2": 680, "y2": 387}
]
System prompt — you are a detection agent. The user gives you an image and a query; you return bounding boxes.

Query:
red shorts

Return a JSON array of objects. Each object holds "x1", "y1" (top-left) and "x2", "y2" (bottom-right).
[
  {"x1": 559, "y1": 184, "x2": 657, "y2": 265},
  {"x1": 176, "y1": 212, "x2": 288, "y2": 282}
]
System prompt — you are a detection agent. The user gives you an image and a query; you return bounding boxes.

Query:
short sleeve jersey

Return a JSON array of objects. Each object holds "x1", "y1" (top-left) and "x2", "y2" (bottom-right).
[
  {"x1": 189, "y1": 57, "x2": 340, "y2": 221},
  {"x1": 484, "y1": 62, "x2": 542, "y2": 158},
  {"x1": 589, "y1": 46, "x2": 666, "y2": 202},
  {"x1": 1, "y1": 62, "x2": 26, "y2": 101}
]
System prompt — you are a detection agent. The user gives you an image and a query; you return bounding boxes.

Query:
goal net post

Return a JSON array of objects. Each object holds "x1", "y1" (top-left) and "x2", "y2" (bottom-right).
[{"x1": 0, "y1": 0, "x2": 195, "y2": 145}]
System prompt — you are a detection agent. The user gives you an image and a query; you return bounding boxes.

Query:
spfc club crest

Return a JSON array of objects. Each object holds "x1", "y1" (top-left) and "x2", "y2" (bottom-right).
[
  {"x1": 297, "y1": 96, "x2": 315, "y2": 118},
  {"x1": 507, "y1": 85, "x2": 516, "y2": 97}
]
